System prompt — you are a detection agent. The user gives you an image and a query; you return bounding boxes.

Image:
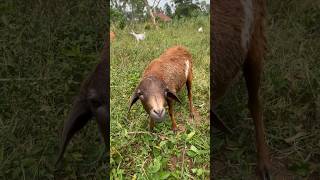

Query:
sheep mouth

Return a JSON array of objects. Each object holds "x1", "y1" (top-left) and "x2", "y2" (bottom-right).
[{"x1": 150, "y1": 110, "x2": 166, "y2": 123}]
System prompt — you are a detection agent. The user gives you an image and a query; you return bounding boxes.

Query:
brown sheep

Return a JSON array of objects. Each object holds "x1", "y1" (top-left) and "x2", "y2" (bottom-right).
[
  {"x1": 211, "y1": 0, "x2": 271, "y2": 179},
  {"x1": 128, "y1": 46, "x2": 194, "y2": 132}
]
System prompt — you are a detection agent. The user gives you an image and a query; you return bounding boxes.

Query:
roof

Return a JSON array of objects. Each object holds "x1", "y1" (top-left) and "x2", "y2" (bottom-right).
[{"x1": 154, "y1": 12, "x2": 172, "y2": 22}]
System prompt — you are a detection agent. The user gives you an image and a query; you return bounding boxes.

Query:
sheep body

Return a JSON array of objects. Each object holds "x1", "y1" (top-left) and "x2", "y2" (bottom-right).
[
  {"x1": 211, "y1": 0, "x2": 270, "y2": 179},
  {"x1": 128, "y1": 46, "x2": 194, "y2": 132},
  {"x1": 212, "y1": 0, "x2": 266, "y2": 100},
  {"x1": 143, "y1": 46, "x2": 192, "y2": 93}
]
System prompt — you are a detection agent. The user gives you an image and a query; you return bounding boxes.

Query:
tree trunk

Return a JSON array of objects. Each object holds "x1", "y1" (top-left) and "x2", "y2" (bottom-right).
[
  {"x1": 144, "y1": 0, "x2": 157, "y2": 26},
  {"x1": 121, "y1": 0, "x2": 127, "y2": 12}
]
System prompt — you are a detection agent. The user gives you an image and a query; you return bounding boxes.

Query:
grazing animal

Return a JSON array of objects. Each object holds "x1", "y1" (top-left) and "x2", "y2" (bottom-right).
[
  {"x1": 198, "y1": 27, "x2": 203, "y2": 32},
  {"x1": 129, "y1": 30, "x2": 145, "y2": 42},
  {"x1": 55, "y1": 39, "x2": 108, "y2": 165},
  {"x1": 128, "y1": 46, "x2": 194, "y2": 132},
  {"x1": 211, "y1": 0, "x2": 271, "y2": 179},
  {"x1": 110, "y1": 31, "x2": 115, "y2": 41}
]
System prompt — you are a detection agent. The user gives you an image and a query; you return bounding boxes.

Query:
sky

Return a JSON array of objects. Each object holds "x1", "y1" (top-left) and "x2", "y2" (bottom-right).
[
  {"x1": 120, "y1": 0, "x2": 210, "y2": 13},
  {"x1": 147, "y1": 0, "x2": 210, "y2": 10}
]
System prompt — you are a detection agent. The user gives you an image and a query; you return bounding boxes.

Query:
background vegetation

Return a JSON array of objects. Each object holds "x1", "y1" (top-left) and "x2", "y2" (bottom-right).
[
  {"x1": 110, "y1": 16, "x2": 210, "y2": 179},
  {"x1": 213, "y1": 0, "x2": 320, "y2": 178},
  {"x1": 1, "y1": 0, "x2": 108, "y2": 179},
  {"x1": 110, "y1": 0, "x2": 209, "y2": 30}
]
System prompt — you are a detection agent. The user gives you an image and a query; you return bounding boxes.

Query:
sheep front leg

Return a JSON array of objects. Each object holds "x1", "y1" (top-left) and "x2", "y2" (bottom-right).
[
  {"x1": 244, "y1": 55, "x2": 271, "y2": 179},
  {"x1": 168, "y1": 100, "x2": 177, "y2": 133},
  {"x1": 149, "y1": 118, "x2": 155, "y2": 132}
]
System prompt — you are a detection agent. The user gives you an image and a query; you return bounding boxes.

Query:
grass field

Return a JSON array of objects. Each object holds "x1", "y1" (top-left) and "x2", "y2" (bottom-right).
[
  {"x1": 1, "y1": 0, "x2": 319, "y2": 179},
  {"x1": 110, "y1": 16, "x2": 210, "y2": 179},
  {"x1": 213, "y1": 0, "x2": 320, "y2": 178},
  {"x1": 1, "y1": 1, "x2": 108, "y2": 179}
]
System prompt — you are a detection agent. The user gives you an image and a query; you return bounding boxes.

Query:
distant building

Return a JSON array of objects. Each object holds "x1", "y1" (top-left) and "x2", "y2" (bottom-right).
[{"x1": 154, "y1": 11, "x2": 172, "y2": 22}]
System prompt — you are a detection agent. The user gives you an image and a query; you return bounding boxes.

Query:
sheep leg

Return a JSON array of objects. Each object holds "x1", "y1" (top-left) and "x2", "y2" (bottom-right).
[
  {"x1": 95, "y1": 106, "x2": 107, "y2": 145},
  {"x1": 149, "y1": 118, "x2": 155, "y2": 131},
  {"x1": 243, "y1": 57, "x2": 271, "y2": 180},
  {"x1": 186, "y1": 71, "x2": 194, "y2": 119},
  {"x1": 168, "y1": 100, "x2": 177, "y2": 133}
]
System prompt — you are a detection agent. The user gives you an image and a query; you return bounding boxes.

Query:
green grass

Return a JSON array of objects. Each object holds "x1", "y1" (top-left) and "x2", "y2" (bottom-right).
[
  {"x1": 110, "y1": 16, "x2": 210, "y2": 179},
  {"x1": 213, "y1": 0, "x2": 320, "y2": 178},
  {"x1": 2, "y1": 0, "x2": 319, "y2": 179},
  {"x1": 1, "y1": 1, "x2": 108, "y2": 179}
]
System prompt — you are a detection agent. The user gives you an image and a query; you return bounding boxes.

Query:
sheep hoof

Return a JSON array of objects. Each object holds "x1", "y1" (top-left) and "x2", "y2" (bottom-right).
[
  {"x1": 172, "y1": 127, "x2": 177, "y2": 134},
  {"x1": 189, "y1": 113, "x2": 194, "y2": 120},
  {"x1": 257, "y1": 164, "x2": 271, "y2": 180}
]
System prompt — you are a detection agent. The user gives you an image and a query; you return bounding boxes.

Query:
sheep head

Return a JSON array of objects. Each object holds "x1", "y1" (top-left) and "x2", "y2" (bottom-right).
[{"x1": 128, "y1": 76, "x2": 181, "y2": 123}]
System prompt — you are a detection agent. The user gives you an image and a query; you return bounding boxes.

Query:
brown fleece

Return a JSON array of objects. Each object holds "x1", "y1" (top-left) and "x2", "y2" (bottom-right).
[
  {"x1": 143, "y1": 46, "x2": 193, "y2": 93},
  {"x1": 211, "y1": 0, "x2": 270, "y2": 179},
  {"x1": 211, "y1": 0, "x2": 266, "y2": 101}
]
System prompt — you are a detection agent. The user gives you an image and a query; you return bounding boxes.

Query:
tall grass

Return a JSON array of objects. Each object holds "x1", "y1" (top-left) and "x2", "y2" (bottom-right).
[{"x1": 1, "y1": 1, "x2": 108, "y2": 179}]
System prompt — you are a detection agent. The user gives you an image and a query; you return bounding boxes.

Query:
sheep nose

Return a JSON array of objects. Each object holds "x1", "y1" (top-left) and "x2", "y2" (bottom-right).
[{"x1": 153, "y1": 109, "x2": 164, "y2": 117}]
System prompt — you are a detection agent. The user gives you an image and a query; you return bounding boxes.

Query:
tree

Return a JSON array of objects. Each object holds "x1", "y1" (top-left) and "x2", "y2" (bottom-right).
[
  {"x1": 200, "y1": 1, "x2": 209, "y2": 14},
  {"x1": 131, "y1": 0, "x2": 145, "y2": 20},
  {"x1": 143, "y1": 0, "x2": 162, "y2": 27},
  {"x1": 173, "y1": 0, "x2": 201, "y2": 18},
  {"x1": 164, "y1": 3, "x2": 172, "y2": 17}
]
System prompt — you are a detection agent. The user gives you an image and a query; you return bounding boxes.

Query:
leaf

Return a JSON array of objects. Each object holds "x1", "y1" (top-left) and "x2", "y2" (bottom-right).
[
  {"x1": 159, "y1": 141, "x2": 167, "y2": 148},
  {"x1": 190, "y1": 145, "x2": 200, "y2": 155},
  {"x1": 192, "y1": 168, "x2": 206, "y2": 176},
  {"x1": 159, "y1": 171, "x2": 171, "y2": 179},
  {"x1": 186, "y1": 131, "x2": 195, "y2": 141},
  {"x1": 187, "y1": 145, "x2": 200, "y2": 157},
  {"x1": 149, "y1": 157, "x2": 161, "y2": 174},
  {"x1": 132, "y1": 174, "x2": 137, "y2": 180}
]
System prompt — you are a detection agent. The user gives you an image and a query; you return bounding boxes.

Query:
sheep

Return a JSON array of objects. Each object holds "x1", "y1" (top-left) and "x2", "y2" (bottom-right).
[
  {"x1": 127, "y1": 46, "x2": 194, "y2": 132},
  {"x1": 55, "y1": 39, "x2": 108, "y2": 165},
  {"x1": 198, "y1": 27, "x2": 203, "y2": 32},
  {"x1": 110, "y1": 31, "x2": 115, "y2": 41},
  {"x1": 211, "y1": 0, "x2": 271, "y2": 179},
  {"x1": 129, "y1": 30, "x2": 145, "y2": 42}
]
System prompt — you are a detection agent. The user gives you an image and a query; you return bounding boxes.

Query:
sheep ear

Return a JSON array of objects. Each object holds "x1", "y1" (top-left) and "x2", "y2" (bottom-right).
[
  {"x1": 56, "y1": 96, "x2": 92, "y2": 166},
  {"x1": 165, "y1": 89, "x2": 181, "y2": 103},
  {"x1": 127, "y1": 89, "x2": 141, "y2": 115}
]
